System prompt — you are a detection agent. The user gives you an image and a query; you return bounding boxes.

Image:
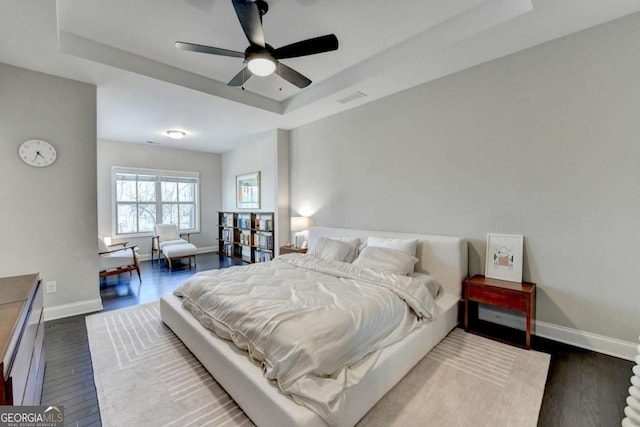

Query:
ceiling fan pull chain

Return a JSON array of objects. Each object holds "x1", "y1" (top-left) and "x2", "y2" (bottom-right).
[{"x1": 277, "y1": 62, "x2": 282, "y2": 90}]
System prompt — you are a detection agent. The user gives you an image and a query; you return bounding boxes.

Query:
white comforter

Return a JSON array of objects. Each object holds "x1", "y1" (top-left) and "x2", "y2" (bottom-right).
[{"x1": 174, "y1": 254, "x2": 436, "y2": 426}]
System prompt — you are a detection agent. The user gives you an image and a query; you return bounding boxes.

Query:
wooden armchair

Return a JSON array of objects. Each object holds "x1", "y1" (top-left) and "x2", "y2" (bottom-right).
[{"x1": 98, "y1": 236, "x2": 141, "y2": 282}]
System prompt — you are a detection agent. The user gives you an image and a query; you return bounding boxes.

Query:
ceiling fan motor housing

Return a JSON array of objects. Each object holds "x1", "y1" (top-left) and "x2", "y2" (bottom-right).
[{"x1": 244, "y1": 43, "x2": 275, "y2": 62}]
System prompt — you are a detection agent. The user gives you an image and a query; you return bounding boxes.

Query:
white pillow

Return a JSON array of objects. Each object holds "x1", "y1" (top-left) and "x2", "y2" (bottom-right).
[
  {"x1": 409, "y1": 272, "x2": 441, "y2": 298},
  {"x1": 308, "y1": 237, "x2": 356, "y2": 263},
  {"x1": 329, "y1": 237, "x2": 359, "y2": 262},
  {"x1": 365, "y1": 236, "x2": 419, "y2": 257},
  {"x1": 352, "y1": 246, "x2": 418, "y2": 275}
]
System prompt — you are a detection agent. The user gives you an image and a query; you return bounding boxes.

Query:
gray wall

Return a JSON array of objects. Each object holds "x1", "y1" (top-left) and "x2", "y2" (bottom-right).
[
  {"x1": 0, "y1": 63, "x2": 100, "y2": 318},
  {"x1": 221, "y1": 130, "x2": 290, "y2": 250},
  {"x1": 289, "y1": 14, "x2": 640, "y2": 344},
  {"x1": 222, "y1": 134, "x2": 277, "y2": 212},
  {"x1": 275, "y1": 129, "x2": 291, "y2": 252},
  {"x1": 97, "y1": 139, "x2": 222, "y2": 255}
]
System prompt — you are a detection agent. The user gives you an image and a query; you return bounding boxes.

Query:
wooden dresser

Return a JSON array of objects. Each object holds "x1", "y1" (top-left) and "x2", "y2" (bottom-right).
[{"x1": 0, "y1": 273, "x2": 45, "y2": 405}]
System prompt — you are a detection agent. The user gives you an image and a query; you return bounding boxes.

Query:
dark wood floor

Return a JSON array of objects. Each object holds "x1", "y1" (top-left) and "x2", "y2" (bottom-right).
[
  {"x1": 41, "y1": 253, "x2": 243, "y2": 426},
  {"x1": 41, "y1": 253, "x2": 633, "y2": 426}
]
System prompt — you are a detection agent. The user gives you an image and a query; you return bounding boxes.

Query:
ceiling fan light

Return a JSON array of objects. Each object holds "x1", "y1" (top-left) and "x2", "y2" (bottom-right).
[
  {"x1": 166, "y1": 130, "x2": 186, "y2": 140},
  {"x1": 247, "y1": 57, "x2": 276, "y2": 77}
]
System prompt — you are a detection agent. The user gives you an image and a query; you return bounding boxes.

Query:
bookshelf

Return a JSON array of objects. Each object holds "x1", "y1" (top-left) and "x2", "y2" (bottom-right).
[{"x1": 217, "y1": 211, "x2": 274, "y2": 263}]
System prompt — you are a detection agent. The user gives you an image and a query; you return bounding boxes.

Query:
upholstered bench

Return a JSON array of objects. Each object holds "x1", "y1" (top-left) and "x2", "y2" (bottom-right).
[{"x1": 161, "y1": 243, "x2": 197, "y2": 269}]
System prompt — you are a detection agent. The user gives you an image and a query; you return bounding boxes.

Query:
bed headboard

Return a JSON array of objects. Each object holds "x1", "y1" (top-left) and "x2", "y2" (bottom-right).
[{"x1": 308, "y1": 227, "x2": 468, "y2": 298}]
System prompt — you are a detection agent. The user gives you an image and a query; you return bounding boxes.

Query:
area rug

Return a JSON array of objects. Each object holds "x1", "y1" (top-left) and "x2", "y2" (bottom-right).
[{"x1": 86, "y1": 302, "x2": 550, "y2": 427}]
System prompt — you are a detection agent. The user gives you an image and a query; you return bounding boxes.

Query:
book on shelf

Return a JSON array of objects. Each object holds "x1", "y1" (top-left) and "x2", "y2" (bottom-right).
[
  {"x1": 240, "y1": 231, "x2": 251, "y2": 246},
  {"x1": 254, "y1": 249, "x2": 273, "y2": 263},
  {"x1": 223, "y1": 242, "x2": 234, "y2": 257},
  {"x1": 221, "y1": 228, "x2": 234, "y2": 242},
  {"x1": 238, "y1": 216, "x2": 251, "y2": 230},
  {"x1": 254, "y1": 218, "x2": 273, "y2": 232},
  {"x1": 254, "y1": 233, "x2": 273, "y2": 249},
  {"x1": 222, "y1": 215, "x2": 234, "y2": 227}
]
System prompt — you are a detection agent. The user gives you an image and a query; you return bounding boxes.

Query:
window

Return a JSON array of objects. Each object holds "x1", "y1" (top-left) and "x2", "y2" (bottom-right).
[{"x1": 113, "y1": 167, "x2": 199, "y2": 236}]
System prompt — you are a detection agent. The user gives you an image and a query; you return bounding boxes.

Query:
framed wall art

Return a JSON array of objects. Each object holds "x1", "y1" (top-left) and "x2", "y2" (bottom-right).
[
  {"x1": 236, "y1": 171, "x2": 260, "y2": 209},
  {"x1": 485, "y1": 233, "x2": 524, "y2": 283}
]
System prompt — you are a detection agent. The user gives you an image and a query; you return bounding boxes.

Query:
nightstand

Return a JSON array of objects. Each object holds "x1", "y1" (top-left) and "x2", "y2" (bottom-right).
[
  {"x1": 279, "y1": 246, "x2": 307, "y2": 255},
  {"x1": 464, "y1": 274, "x2": 536, "y2": 349}
]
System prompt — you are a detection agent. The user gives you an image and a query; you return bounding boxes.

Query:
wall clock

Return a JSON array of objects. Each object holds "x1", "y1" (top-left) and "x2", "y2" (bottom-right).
[{"x1": 18, "y1": 139, "x2": 57, "y2": 167}]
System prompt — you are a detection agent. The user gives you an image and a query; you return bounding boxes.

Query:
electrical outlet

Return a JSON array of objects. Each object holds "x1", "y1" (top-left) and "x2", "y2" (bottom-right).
[{"x1": 45, "y1": 281, "x2": 57, "y2": 294}]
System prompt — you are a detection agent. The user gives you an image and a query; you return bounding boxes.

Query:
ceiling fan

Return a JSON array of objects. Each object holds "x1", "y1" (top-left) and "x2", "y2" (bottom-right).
[{"x1": 175, "y1": 0, "x2": 339, "y2": 89}]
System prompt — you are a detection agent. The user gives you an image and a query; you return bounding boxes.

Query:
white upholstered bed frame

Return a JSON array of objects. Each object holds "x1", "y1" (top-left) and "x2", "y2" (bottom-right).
[{"x1": 160, "y1": 226, "x2": 468, "y2": 427}]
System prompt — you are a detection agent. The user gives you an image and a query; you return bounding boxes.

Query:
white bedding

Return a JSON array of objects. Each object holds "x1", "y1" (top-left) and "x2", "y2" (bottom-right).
[{"x1": 174, "y1": 254, "x2": 436, "y2": 425}]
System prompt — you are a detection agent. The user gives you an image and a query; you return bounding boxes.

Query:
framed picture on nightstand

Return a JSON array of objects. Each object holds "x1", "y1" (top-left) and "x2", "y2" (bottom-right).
[{"x1": 485, "y1": 234, "x2": 524, "y2": 283}]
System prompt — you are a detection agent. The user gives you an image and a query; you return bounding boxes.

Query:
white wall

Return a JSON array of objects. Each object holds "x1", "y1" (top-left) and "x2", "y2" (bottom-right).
[
  {"x1": 289, "y1": 14, "x2": 640, "y2": 351},
  {"x1": 97, "y1": 139, "x2": 222, "y2": 255},
  {"x1": 0, "y1": 63, "x2": 100, "y2": 319}
]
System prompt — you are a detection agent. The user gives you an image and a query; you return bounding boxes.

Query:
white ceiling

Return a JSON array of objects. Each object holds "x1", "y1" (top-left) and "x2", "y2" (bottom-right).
[{"x1": 1, "y1": 0, "x2": 639, "y2": 153}]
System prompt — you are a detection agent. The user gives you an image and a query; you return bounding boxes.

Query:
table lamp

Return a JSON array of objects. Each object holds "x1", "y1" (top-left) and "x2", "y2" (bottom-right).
[{"x1": 290, "y1": 216, "x2": 311, "y2": 248}]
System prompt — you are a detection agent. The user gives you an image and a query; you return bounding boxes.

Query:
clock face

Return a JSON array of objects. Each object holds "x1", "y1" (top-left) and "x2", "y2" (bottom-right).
[{"x1": 19, "y1": 139, "x2": 57, "y2": 167}]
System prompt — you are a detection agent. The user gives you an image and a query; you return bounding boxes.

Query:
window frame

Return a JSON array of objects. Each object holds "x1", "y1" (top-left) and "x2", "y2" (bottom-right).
[{"x1": 111, "y1": 166, "x2": 200, "y2": 238}]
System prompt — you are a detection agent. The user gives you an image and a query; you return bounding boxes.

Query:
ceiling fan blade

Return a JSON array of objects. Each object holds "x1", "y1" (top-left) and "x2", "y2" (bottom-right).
[
  {"x1": 231, "y1": 0, "x2": 265, "y2": 47},
  {"x1": 228, "y1": 67, "x2": 252, "y2": 86},
  {"x1": 175, "y1": 41, "x2": 244, "y2": 58},
  {"x1": 274, "y1": 34, "x2": 338, "y2": 60},
  {"x1": 275, "y1": 62, "x2": 312, "y2": 88}
]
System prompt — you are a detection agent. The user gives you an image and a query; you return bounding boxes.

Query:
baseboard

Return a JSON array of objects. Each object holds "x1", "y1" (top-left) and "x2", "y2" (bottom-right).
[
  {"x1": 478, "y1": 306, "x2": 637, "y2": 361},
  {"x1": 137, "y1": 246, "x2": 217, "y2": 262},
  {"x1": 44, "y1": 298, "x2": 103, "y2": 321},
  {"x1": 138, "y1": 254, "x2": 152, "y2": 261},
  {"x1": 536, "y1": 320, "x2": 637, "y2": 361},
  {"x1": 197, "y1": 246, "x2": 216, "y2": 254}
]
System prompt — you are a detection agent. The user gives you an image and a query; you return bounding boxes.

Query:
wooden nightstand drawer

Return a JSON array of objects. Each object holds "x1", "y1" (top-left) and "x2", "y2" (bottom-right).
[
  {"x1": 464, "y1": 274, "x2": 536, "y2": 349},
  {"x1": 467, "y1": 285, "x2": 528, "y2": 311},
  {"x1": 279, "y1": 246, "x2": 307, "y2": 255}
]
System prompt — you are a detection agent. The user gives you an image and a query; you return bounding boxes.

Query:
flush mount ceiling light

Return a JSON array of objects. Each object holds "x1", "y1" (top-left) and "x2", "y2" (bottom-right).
[{"x1": 166, "y1": 130, "x2": 186, "y2": 140}]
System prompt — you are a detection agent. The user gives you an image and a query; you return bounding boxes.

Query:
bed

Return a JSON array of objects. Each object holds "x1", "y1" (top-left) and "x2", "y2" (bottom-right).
[{"x1": 160, "y1": 226, "x2": 468, "y2": 427}]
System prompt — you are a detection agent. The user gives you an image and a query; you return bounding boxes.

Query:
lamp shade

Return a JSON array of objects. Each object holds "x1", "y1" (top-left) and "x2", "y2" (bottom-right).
[{"x1": 291, "y1": 216, "x2": 311, "y2": 231}]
